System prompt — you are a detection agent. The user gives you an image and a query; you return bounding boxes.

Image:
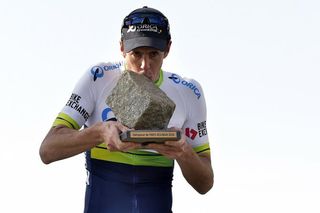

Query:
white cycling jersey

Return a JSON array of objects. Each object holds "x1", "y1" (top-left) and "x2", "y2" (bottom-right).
[{"x1": 53, "y1": 61, "x2": 210, "y2": 167}]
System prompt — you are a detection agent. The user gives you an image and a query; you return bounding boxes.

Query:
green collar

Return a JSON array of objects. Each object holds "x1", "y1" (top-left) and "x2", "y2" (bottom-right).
[{"x1": 154, "y1": 69, "x2": 163, "y2": 87}]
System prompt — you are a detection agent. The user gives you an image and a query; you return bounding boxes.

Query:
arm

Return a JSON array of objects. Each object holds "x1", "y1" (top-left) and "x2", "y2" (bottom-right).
[
  {"x1": 145, "y1": 134, "x2": 213, "y2": 194},
  {"x1": 39, "y1": 121, "x2": 141, "y2": 164},
  {"x1": 175, "y1": 142, "x2": 213, "y2": 194}
]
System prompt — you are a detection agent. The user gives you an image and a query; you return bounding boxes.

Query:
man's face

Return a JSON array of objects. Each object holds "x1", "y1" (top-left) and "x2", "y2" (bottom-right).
[{"x1": 121, "y1": 43, "x2": 170, "y2": 82}]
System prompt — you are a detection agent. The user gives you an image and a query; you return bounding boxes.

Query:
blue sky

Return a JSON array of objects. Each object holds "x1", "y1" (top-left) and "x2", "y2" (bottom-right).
[{"x1": 1, "y1": 0, "x2": 319, "y2": 212}]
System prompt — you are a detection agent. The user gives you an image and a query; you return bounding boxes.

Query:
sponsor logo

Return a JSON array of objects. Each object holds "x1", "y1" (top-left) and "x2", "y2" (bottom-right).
[
  {"x1": 91, "y1": 62, "x2": 123, "y2": 81},
  {"x1": 91, "y1": 66, "x2": 104, "y2": 81},
  {"x1": 127, "y1": 24, "x2": 162, "y2": 34},
  {"x1": 66, "y1": 93, "x2": 90, "y2": 121},
  {"x1": 185, "y1": 128, "x2": 198, "y2": 140},
  {"x1": 103, "y1": 63, "x2": 122, "y2": 72},
  {"x1": 185, "y1": 121, "x2": 207, "y2": 140},
  {"x1": 168, "y1": 74, "x2": 201, "y2": 99},
  {"x1": 101, "y1": 107, "x2": 113, "y2": 121},
  {"x1": 197, "y1": 121, "x2": 207, "y2": 137}
]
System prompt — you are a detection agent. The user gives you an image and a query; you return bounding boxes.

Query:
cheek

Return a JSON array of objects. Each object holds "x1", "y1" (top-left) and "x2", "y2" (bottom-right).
[
  {"x1": 152, "y1": 60, "x2": 163, "y2": 71},
  {"x1": 125, "y1": 58, "x2": 137, "y2": 70},
  {"x1": 129, "y1": 63, "x2": 140, "y2": 71},
  {"x1": 126, "y1": 61, "x2": 143, "y2": 73}
]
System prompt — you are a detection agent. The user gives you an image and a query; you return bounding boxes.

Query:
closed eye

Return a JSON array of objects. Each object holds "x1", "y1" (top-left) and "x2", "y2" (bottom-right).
[
  {"x1": 149, "y1": 51, "x2": 160, "y2": 58},
  {"x1": 131, "y1": 50, "x2": 142, "y2": 59}
]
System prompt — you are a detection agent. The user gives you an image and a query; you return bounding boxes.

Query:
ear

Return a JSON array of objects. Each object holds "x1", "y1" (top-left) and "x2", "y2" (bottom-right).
[
  {"x1": 120, "y1": 40, "x2": 126, "y2": 57},
  {"x1": 163, "y1": 40, "x2": 172, "y2": 58}
]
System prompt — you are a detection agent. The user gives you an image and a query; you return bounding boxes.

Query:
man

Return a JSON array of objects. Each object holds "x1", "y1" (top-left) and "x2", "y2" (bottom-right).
[{"x1": 40, "y1": 6, "x2": 213, "y2": 213}]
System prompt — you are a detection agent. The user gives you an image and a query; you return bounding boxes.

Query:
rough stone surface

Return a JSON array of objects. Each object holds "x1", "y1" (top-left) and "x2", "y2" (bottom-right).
[{"x1": 106, "y1": 71, "x2": 175, "y2": 130}]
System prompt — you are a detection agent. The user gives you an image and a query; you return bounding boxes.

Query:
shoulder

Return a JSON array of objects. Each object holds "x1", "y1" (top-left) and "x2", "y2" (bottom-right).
[
  {"x1": 73, "y1": 61, "x2": 124, "y2": 97},
  {"x1": 162, "y1": 70, "x2": 204, "y2": 100}
]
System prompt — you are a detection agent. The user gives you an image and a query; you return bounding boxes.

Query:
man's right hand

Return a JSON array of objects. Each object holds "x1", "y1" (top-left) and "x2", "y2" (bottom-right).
[{"x1": 97, "y1": 121, "x2": 142, "y2": 152}]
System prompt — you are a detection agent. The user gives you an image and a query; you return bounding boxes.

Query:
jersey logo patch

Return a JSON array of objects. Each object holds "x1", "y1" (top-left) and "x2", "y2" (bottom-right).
[
  {"x1": 185, "y1": 128, "x2": 198, "y2": 140},
  {"x1": 185, "y1": 121, "x2": 207, "y2": 140},
  {"x1": 168, "y1": 74, "x2": 201, "y2": 99},
  {"x1": 101, "y1": 107, "x2": 116, "y2": 121},
  {"x1": 197, "y1": 121, "x2": 207, "y2": 137},
  {"x1": 66, "y1": 93, "x2": 90, "y2": 121},
  {"x1": 91, "y1": 66, "x2": 104, "y2": 81},
  {"x1": 91, "y1": 62, "x2": 123, "y2": 81}
]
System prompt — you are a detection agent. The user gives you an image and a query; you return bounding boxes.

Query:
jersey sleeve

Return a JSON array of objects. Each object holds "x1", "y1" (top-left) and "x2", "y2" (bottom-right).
[
  {"x1": 52, "y1": 67, "x2": 95, "y2": 130},
  {"x1": 182, "y1": 78, "x2": 210, "y2": 155}
]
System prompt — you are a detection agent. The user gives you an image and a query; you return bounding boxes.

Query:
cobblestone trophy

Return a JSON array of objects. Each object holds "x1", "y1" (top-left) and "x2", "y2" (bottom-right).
[{"x1": 106, "y1": 71, "x2": 181, "y2": 143}]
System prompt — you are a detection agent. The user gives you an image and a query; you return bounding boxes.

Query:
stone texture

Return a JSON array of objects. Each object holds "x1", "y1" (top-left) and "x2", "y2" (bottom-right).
[{"x1": 106, "y1": 71, "x2": 175, "y2": 130}]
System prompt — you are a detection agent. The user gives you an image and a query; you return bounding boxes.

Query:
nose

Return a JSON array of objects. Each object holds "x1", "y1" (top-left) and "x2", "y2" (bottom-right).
[{"x1": 140, "y1": 55, "x2": 151, "y2": 71}]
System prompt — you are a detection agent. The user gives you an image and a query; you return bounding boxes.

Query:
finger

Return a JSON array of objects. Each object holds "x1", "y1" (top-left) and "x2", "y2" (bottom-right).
[
  {"x1": 121, "y1": 141, "x2": 142, "y2": 151},
  {"x1": 164, "y1": 138, "x2": 184, "y2": 147},
  {"x1": 144, "y1": 142, "x2": 162, "y2": 149},
  {"x1": 164, "y1": 140, "x2": 178, "y2": 146},
  {"x1": 144, "y1": 143, "x2": 173, "y2": 153},
  {"x1": 114, "y1": 122, "x2": 130, "y2": 133},
  {"x1": 106, "y1": 143, "x2": 116, "y2": 151}
]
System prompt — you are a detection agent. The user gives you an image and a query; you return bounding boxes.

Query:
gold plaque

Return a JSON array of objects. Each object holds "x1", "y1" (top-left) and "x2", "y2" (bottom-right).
[{"x1": 120, "y1": 130, "x2": 181, "y2": 143}]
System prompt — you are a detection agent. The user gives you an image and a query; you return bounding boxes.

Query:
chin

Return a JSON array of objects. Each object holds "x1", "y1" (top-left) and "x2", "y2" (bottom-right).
[{"x1": 144, "y1": 75, "x2": 154, "y2": 81}]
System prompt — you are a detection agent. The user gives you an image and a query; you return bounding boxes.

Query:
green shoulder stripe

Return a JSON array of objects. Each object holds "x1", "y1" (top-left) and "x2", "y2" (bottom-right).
[
  {"x1": 193, "y1": 143, "x2": 211, "y2": 154},
  {"x1": 52, "y1": 112, "x2": 80, "y2": 130}
]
